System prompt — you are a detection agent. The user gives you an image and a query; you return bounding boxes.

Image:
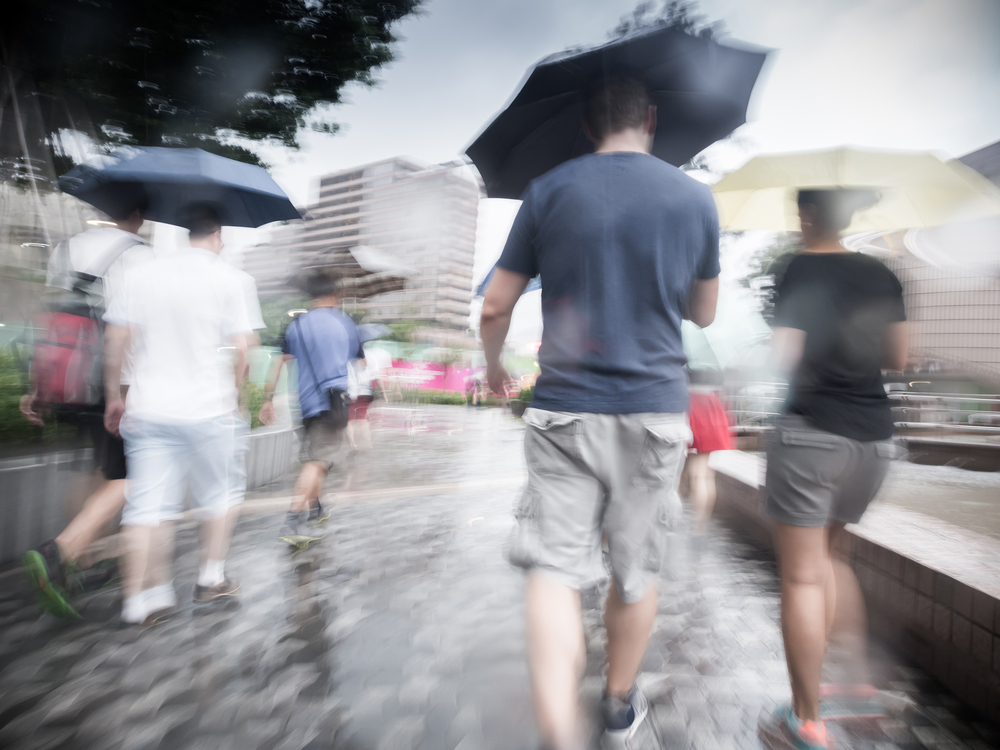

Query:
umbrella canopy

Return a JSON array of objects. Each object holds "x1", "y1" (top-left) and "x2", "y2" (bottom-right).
[
  {"x1": 289, "y1": 246, "x2": 416, "y2": 300},
  {"x1": 58, "y1": 146, "x2": 300, "y2": 228},
  {"x1": 465, "y1": 26, "x2": 767, "y2": 199},
  {"x1": 712, "y1": 147, "x2": 1000, "y2": 233}
]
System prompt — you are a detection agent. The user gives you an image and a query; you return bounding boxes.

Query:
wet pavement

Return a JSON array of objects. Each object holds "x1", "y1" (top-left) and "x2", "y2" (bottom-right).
[{"x1": 0, "y1": 406, "x2": 998, "y2": 750}]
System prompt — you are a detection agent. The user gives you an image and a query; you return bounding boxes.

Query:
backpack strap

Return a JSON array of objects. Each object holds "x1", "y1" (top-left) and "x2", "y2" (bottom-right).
[{"x1": 85, "y1": 235, "x2": 146, "y2": 279}]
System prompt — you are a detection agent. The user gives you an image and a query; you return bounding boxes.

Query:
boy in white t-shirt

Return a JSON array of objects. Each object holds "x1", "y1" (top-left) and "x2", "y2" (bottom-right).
[{"x1": 104, "y1": 203, "x2": 254, "y2": 625}]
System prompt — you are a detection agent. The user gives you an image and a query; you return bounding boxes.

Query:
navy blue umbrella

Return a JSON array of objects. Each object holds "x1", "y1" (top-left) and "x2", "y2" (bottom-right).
[
  {"x1": 465, "y1": 26, "x2": 768, "y2": 199},
  {"x1": 58, "y1": 147, "x2": 301, "y2": 228}
]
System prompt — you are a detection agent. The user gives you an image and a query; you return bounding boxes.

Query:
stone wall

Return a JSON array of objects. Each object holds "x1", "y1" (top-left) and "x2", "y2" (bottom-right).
[{"x1": 712, "y1": 452, "x2": 1000, "y2": 725}]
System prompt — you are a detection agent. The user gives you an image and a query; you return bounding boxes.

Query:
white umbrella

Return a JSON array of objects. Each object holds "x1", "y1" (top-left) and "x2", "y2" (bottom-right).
[{"x1": 712, "y1": 147, "x2": 1000, "y2": 233}]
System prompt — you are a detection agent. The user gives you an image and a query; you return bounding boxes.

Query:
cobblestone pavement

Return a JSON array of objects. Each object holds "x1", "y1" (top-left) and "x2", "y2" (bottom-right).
[{"x1": 0, "y1": 407, "x2": 997, "y2": 750}]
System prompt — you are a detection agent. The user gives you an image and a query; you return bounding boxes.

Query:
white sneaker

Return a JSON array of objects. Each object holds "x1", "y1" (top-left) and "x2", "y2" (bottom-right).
[{"x1": 600, "y1": 686, "x2": 649, "y2": 750}]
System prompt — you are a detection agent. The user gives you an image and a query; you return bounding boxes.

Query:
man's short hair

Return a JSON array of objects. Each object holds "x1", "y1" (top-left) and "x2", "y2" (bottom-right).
[
  {"x1": 104, "y1": 182, "x2": 149, "y2": 221},
  {"x1": 797, "y1": 189, "x2": 879, "y2": 234},
  {"x1": 584, "y1": 76, "x2": 652, "y2": 142},
  {"x1": 304, "y1": 268, "x2": 343, "y2": 299},
  {"x1": 178, "y1": 203, "x2": 223, "y2": 238}
]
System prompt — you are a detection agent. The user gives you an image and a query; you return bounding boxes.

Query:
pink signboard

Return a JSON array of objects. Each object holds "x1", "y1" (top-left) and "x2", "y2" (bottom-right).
[{"x1": 384, "y1": 360, "x2": 481, "y2": 392}]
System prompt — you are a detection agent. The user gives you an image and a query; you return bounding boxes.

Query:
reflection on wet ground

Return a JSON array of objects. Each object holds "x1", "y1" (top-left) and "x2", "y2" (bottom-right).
[{"x1": 0, "y1": 407, "x2": 997, "y2": 749}]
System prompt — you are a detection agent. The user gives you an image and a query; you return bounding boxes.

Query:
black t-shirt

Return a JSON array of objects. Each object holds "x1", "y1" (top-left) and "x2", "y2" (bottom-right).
[{"x1": 773, "y1": 252, "x2": 905, "y2": 441}]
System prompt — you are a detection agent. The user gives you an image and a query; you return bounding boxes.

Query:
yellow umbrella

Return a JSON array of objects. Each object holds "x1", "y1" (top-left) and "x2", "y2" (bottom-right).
[{"x1": 712, "y1": 146, "x2": 1000, "y2": 233}]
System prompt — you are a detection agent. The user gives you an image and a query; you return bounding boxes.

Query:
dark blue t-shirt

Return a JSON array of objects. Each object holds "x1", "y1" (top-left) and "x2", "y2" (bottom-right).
[
  {"x1": 497, "y1": 152, "x2": 720, "y2": 414},
  {"x1": 282, "y1": 307, "x2": 362, "y2": 419}
]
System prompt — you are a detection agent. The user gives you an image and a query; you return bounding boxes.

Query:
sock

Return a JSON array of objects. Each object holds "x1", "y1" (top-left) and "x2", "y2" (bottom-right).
[
  {"x1": 198, "y1": 560, "x2": 225, "y2": 588},
  {"x1": 143, "y1": 584, "x2": 177, "y2": 612},
  {"x1": 122, "y1": 592, "x2": 147, "y2": 623}
]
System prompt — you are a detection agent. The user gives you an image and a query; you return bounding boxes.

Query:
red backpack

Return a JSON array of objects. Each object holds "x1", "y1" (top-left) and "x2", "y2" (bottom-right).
[{"x1": 31, "y1": 236, "x2": 141, "y2": 408}]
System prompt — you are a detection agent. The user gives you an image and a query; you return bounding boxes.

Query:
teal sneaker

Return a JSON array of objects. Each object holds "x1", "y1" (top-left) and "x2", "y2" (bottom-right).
[{"x1": 758, "y1": 704, "x2": 831, "y2": 750}]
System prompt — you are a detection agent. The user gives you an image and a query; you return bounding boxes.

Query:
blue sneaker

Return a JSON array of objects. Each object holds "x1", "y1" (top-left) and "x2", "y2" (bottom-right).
[{"x1": 600, "y1": 686, "x2": 648, "y2": 749}]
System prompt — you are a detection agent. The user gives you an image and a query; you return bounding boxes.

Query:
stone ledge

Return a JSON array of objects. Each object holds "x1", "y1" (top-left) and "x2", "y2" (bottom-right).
[{"x1": 710, "y1": 450, "x2": 1000, "y2": 725}]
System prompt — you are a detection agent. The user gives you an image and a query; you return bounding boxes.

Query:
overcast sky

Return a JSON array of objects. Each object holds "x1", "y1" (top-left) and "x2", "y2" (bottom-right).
[{"x1": 247, "y1": 0, "x2": 1000, "y2": 341}]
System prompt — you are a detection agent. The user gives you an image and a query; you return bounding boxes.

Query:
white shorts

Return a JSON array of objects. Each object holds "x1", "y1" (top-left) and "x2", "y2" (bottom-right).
[
  {"x1": 121, "y1": 415, "x2": 238, "y2": 526},
  {"x1": 228, "y1": 415, "x2": 251, "y2": 509}
]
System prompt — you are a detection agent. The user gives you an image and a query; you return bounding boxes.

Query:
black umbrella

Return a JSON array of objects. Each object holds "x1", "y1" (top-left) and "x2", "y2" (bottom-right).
[
  {"x1": 58, "y1": 146, "x2": 301, "y2": 227},
  {"x1": 288, "y1": 246, "x2": 416, "y2": 299},
  {"x1": 465, "y1": 26, "x2": 768, "y2": 199}
]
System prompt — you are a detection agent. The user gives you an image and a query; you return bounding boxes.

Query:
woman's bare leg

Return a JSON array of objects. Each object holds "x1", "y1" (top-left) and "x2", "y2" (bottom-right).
[
  {"x1": 687, "y1": 453, "x2": 716, "y2": 535},
  {"x1": 774, "y1": 521, "x2": 831, "y2": 721}
]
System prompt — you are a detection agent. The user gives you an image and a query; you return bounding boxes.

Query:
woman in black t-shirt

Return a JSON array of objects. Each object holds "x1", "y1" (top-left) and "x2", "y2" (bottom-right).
[{"x1": 758, "y1": 190, "x2": 908, "y2": 750}]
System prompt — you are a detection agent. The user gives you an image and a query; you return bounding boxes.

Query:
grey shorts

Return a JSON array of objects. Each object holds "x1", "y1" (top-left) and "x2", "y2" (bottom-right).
[
  {"x1": 300, "y1": 414, "x2": 347, "y2": 472},
  {"x1": 508, "y1": 408, "x2": 690, "y2": 603},
  {"x1": 764, "y1": 415, "x2": 899, "y2": 527}
]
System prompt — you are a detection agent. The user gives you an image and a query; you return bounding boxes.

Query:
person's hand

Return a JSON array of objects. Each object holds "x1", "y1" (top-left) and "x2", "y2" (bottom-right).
[
  {"x1": 258, "y1": 400, "x2": 275, "y2": 425},
  {"x1": 487, "y1": 363, "x2": 515, "y2": 397},
  {"x1": 19, "y1": 394, "x2": 43, "y2": 427},
  {"x1": 104, "y1": 398, "x2": 126, "y2": 438}
]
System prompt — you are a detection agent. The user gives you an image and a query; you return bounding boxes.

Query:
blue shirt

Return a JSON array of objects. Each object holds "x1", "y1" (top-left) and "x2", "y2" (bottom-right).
[
  {"x1": 282, "y1": 308, "x2": 362, "y2": 419},
  {"x1": 497, "y1": 153, "x2": 720, "y2": 414}
]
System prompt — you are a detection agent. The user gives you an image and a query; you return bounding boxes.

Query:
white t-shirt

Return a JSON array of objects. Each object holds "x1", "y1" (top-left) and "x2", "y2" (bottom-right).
[
  {"x1": 234, "y1": 268, "x2": 266, "y2": 331},
  {"x1": 105, "y1": 246, "x2": 253, "y2": 422},
  {"x1": 46, "y1": 227, "x2": 154, "y2": 385}
]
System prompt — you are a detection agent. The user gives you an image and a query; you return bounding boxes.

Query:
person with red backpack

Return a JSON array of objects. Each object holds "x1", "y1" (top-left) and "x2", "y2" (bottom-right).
[{"x1": 20, "y1": 187, "x2": 152, "y2": 619}]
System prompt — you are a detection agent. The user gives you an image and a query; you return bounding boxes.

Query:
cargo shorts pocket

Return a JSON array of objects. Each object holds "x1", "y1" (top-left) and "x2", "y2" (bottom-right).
[
  {"x1": 523, "y1": 408, "x2": 582, "y2": 473},
  {"x1": 506, "y1": 488, "x2": 542, "y2": 569},
  {"x1": 641, "y1": 492, "x2": 681, "y2": 571},
  {"x1": 631, "y1": 422, "x2": 691, "y2": 489}
]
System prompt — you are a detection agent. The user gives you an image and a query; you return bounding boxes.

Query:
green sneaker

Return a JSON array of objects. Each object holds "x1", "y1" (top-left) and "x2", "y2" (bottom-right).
[
  {"x1": 278, "y1": 513, "x2": 326, "y2": 550},
  {"x1": 22, "y1": 546, "x2": 81, "y2": 620},
  {"x1": 308, "y1": 499, "x2": 332, "y2": 526}
]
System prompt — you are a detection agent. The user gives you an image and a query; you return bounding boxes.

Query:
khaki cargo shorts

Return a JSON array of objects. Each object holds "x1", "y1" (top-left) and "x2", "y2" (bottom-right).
[
  {"x1": 300, "y1": 414, "x2": 347, "y2": 472},
  {"x1": 507, "y1": 408, "x2": 690, "y2": 603},
  {"x1": 764, "y1": 415, "x2": 901, "y2": 527}
]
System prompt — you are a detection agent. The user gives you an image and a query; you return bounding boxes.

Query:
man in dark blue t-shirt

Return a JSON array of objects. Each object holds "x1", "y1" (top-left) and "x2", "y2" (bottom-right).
[
  {"x1": 481, "y1": 77, "x2": 720, "y2": 749},
  {"x1": 260, "y1": 269, "x2": 362, "y2": 548}
]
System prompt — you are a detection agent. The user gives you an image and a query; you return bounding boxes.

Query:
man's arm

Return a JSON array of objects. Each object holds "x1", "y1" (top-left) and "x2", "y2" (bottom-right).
[
  {"x1": 103, "y1": 323, "x2": 130, "y2": 436},
  {"x1": 882, "y1": 321, "x2": 908, "y2": 372},
  {"x1": 771, "y1": 326, "x2": 807, "y2": 375},
  {"x1": 258, "y1": 353, "x2": 293, "y2": 425},
  {"x1": 686, "y1": 276, "x2": 719, "y2": 328},
  {"x1": 480, "y1": 268, "x2": 530, "y2": 395}
]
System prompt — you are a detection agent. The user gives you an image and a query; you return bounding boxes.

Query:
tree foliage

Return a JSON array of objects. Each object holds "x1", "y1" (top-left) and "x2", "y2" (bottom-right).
[
  {"x1": 1, "y1": 0, "x2": 421, "y2": 170},
  {"x1": 610, "y1": 0, "x2": 723, "y2": 41}
]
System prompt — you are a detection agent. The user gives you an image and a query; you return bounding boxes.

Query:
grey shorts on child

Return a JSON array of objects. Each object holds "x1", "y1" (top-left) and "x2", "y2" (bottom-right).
[
  {"x1": 764, "y1": 415, "x2": 900, "y2": 527},
  {"x1": 507, "y1": 408, "x2": 690, "y2": 603}
]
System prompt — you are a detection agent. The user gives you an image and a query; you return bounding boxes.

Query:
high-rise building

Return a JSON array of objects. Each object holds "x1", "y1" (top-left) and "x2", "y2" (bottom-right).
[{"x1": 244, "y1": 157, "x2": 482, "y2": 329}]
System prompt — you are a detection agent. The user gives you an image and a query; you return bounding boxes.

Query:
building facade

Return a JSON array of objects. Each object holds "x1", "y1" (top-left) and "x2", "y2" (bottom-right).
[{"x1": 244, "y1": 158, "x2": 481, "y2": 330}]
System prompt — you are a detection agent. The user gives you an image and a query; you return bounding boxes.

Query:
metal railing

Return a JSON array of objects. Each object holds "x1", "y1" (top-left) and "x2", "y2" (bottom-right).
[{"x1": 724, "y1": 384, "x2": 1000, "y2": 436}]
